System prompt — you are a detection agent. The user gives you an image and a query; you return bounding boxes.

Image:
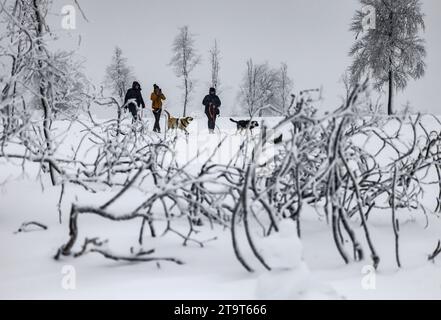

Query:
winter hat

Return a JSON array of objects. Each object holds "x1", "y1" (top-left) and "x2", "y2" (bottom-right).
[
  {"x1": 132, "y1": 81, "x2": 141, "y2": 90},
  {"x1": 209, "y1": 87, "x2": 216, "y2": 94}
]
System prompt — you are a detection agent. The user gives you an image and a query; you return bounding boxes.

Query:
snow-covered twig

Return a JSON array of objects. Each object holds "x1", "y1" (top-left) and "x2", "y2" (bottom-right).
[{"x1": 14, "y1": 221, "x2": 47, "y2": 234}]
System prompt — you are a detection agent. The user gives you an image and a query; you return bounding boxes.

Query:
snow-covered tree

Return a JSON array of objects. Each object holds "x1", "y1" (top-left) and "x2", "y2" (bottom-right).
[
  {"x1": 209, "y1": 39, "x2": 221, "y2": 91},
  {"x1": 0, "y1": 0, "x2": 92, "y2": 186},
  {"x1": 349, "y1": 0, "x2": 426, "y2": 115},
  {"x1": 239, "y1": 59, "x2": 279, "y2": 117},
  {"x1": 104, "y1": 46, "x2": 134, "y2": 104},
  {"x1": 169, "y1": 26, "x2": 201, "y2": 117},
  {"x1": 0, "y1": 0, "x2": 61, "y2": 185},
  {"x1": 273, "y1": 63, "x2": 294, "y2": 115},
  {"x1": 45, "y1": 52, "x2": 89, "y2": 117}
]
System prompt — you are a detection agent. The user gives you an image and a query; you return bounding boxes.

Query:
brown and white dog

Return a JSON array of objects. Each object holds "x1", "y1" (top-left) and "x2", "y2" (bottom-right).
[{"x1": 164, "y1": 110, "x2": 194, "y2": 134}]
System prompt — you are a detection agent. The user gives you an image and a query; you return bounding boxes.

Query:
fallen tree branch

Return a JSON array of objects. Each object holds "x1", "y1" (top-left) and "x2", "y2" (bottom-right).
[
  {"x1": 89, "y1": 248, "x2": 184, "y2": 265},
  {"x1": 14, "y1": 221, "x2": 48, "y2": 234}
]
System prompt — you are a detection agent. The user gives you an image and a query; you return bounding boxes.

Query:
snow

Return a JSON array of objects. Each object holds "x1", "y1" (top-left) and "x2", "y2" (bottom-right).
[
  {"x1": 258, "y1": 220, "x2": 303, "y2": 269},
  {"x1": 256, "y1": 220, "x2": 341, "y2": 300},
  {"x1": 1, "y1": 114, "x2": 441, "y2": 300}
]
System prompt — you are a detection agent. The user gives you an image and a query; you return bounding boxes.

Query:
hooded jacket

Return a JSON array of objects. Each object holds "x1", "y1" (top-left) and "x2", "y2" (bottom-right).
[
  {"x1": 124, "y1": 82, "x2": 145, "y2": 109},
  {"x1": 202, "y1": 88, "x2": 221, "y2": 109}
]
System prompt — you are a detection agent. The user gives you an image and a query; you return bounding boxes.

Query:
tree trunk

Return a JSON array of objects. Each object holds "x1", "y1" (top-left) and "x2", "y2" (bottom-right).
[
  {"x1": 33, "y1": 0, "x2": 56, "y2": 185},
  {"x1": 388, "y1": 69, "x2": 394, "y2": 116},
  {"x1": 387, "y1": 10, "x2": 394, "y2": 116},
  {"x1": 183, "y1": 77, "x2": 188, "y2": 117},
  {"x1": 116, "y1": 103, "x2": 122, "y2": 138}
]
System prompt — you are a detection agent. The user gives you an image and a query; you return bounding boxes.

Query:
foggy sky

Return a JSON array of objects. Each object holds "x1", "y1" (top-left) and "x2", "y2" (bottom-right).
[{"x1": 49, "y1": 0, "x2": 441, "y2": 115}]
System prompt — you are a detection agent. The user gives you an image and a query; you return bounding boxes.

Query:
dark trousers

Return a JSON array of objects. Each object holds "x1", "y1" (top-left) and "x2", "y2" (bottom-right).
[
  {"x1": 153, "y1": 109, "x2": 161, "y2": 132},
  {"x1": 205, "y1": 105, "x2": 217, "y2": 130},
  {"x1": 128, "y1": 103, "x2": 138, "y2": 123}
]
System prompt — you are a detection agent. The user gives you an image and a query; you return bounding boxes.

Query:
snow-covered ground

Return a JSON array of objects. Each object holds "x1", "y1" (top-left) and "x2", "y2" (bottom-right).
[{"x1": 1, "y1": 114, "x2": 441, "y2": 300}]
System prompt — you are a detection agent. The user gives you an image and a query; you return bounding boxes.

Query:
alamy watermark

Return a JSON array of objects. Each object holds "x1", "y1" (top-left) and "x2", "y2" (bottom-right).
[
  {"x1": 61, "y1": 265, "x2": 76, "y2": 290},
  {"x1": 361, "y1": 265, "x2": 376, "y2": 290},
  {"x1": 61, "y1": 5, "x2": 76, "y2": 30},
  {"x1": 362, "y1": 5, "x2": 376, "y2": 31}
]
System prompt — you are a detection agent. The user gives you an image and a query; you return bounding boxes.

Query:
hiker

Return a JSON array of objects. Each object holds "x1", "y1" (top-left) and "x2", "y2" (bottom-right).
[
  {"x1": 202, "y1": 87, "x2": 221, "y2": 134},
  {"x1": 150, "y1": 84, "x2": 166, "y2": 133},
  {"x1": 124, "y1": 81, "x2": 145, "y2": 123}
]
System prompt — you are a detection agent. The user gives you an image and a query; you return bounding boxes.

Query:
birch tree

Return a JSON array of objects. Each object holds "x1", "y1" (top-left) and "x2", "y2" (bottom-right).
[
  {"x1": 104, "y1": 46, "x2": 134, "y2": 104},
  {"x1": 0, "y1": 0, "x2": 89, "y2": 185},
  {"x1": 274, "y1": 63, "x2": 294, "y2": 114},
  {"x1": 239, "y1": 59, "x2": 279, "y2": 117},
  {"x1": 0, "y1": 0, "x2": 58, "y2": 185},
  {"x1": 209, "y1": 39, "x2": 221, "y2": 91},
  {"x1": 170, "y1": 26, "x2": 201, "y2": 117}
]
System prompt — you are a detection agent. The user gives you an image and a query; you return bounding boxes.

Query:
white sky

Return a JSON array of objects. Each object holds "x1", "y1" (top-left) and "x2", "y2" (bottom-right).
[{"x1": 49, "y1": 0, "x2": 441, "y2": 115}]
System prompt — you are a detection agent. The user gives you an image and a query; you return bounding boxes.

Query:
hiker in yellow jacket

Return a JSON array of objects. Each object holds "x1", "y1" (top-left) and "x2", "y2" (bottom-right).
[{"x1": 150, "y1": 84, "x2": 166, "y2": 133}]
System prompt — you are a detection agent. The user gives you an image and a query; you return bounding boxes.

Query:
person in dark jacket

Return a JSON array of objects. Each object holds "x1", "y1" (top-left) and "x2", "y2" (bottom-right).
[
  {"x1": 124, "y1": 81, "x2": 146, "y2": 123},
  {"x1": 202, "y1": 87, "x2": 221, "y2": 134}
]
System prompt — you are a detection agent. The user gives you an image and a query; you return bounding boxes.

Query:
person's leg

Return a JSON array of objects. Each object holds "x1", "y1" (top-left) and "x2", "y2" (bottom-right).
[
  {"x1": 132, "y1": 112, "x2": 137, "y2": 124},
  {"x1": 152, "y1": 110, "x2": 157, "y2": 132},
  {"x1": 212, "y1": 113, "x2": 217, "y2": 131},
  {"x1": 157, "y1": 110, "x2": 162, "y2": 132},
  {"x1": 129, "y1": 103, "x2": 137, "y2": 124},
  {"x1": 205, "y1": 106, "x2": 212, "y2": 132},
  {"x1": 153, "y1": 110, "x2": 161, "y2": 132},
  {"x1": 138, "y1": 107, "x2": 143, "y2": 122},
  {"x1": 210, "y1": 106, "x2": 216, "y2": 132}
]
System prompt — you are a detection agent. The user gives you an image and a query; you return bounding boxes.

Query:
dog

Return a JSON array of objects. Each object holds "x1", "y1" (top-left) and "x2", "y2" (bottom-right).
[
  {"x1": 164, "y1": 110, "x2": 193, "y2": 134},
  {"x1": 230, "y1": 118, "x2": 259, "y2": 134},
  {"x1": 273, "y1": 133, "x2": 283, "y2": 144}
]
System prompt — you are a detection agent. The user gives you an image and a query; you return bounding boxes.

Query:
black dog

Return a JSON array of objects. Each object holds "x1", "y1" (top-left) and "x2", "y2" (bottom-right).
[
  {"x1": 273, "y1": 134, "x2": 283, "y2": 144},
  {"x1": 230, "y1": 118, "x2": 259, "y2": 134}
]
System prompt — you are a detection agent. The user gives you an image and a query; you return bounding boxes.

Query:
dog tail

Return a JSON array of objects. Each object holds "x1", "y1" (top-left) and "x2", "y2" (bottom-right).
[
  {"x1": 164, "y1": 110, "x2": 171, "y2": 120},
  {"x1": 230, "y1": 118, "x2": 238, "y2": 123}
]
